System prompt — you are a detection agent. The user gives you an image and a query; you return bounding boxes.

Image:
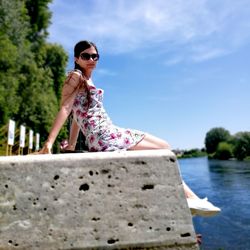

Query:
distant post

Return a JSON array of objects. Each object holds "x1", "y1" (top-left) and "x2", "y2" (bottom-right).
[
  {"x1": 19, "y1": 125, "x2": 26, "y2": 155},
  {"x1": 28, "y1": 130, "x2": 34, "y2": 154},
  {"x1": 35, "y1": 133, "x2": 40, "y2": 152},
  {"x1": 6, "y1": 119, "x2": 15, "y2": 156}
]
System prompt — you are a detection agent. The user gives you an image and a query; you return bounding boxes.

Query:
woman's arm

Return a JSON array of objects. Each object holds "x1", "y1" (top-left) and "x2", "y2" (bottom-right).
[
  {"x1": 39, "y1": 72, "x2": 82, "y2": 154},
  {"x1": 40, "y1": 106, "x2": 72, "y2": 154}
]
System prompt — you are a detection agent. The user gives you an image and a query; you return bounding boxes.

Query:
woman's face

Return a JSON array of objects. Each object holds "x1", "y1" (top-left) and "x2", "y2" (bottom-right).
[{"x1": 75, "y1": 46, "x2": 99, "y2": 73}]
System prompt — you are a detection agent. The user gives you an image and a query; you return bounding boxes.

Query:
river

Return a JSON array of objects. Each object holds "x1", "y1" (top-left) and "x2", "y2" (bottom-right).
[{"x1": 179, "y1": 157, "x2": 250, "y2": 250}]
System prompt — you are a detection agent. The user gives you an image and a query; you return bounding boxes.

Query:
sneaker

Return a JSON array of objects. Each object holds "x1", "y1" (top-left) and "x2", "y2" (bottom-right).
[{"x1": 187, "y1": 197, "x2": 221, "y2": 217}]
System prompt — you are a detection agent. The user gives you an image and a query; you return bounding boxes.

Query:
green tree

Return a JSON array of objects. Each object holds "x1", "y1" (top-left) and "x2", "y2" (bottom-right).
[
  {"x1": 205, "y1": 127, "x2": 231, "y2": 154},
  {"x1": 232, "y1": 132, "x2": 250, "y2": 161},
  {"x1": 179, "y1": 148, "x2": 207, "y2": 158},
  {"x1": 0, "y1": 0, "x2": 29, "y2": 46},
  {"x1": 15, "y1": 60, "x2": 56, "y2": 133},
  {"x1": 0, "y1": 36, "x2": 20, "y2": 124},
  {"x1": 25, "y1": 0, "x2": 52, "y2": 48},
  {"x1": 0, "y1": 0, "x2": 29, "y2": 124},
  {"x1": 42, "y1": 43, "x2": 68, "y2": 100},
  {"x1": 214, "y1": 142, "x2": 233, "y2": 160},
  {"x1": 0, "y1": 0, "x2": 68, "y2": 154}
]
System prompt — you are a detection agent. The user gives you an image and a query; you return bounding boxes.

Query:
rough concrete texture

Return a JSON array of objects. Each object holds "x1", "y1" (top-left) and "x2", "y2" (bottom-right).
[{"x1": 0, "y1": 150, "x2": 198, "y2": 250}]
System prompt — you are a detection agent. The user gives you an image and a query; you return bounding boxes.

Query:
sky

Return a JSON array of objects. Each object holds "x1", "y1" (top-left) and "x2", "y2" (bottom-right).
[{"x1": 48, "y1": 0, "x2": 250, "y2": 150}]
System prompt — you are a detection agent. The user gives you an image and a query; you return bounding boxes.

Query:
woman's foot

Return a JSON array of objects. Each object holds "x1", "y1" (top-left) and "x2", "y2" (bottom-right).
[{"x1": 187, "y1": 197, "x2": 221, "y2": 217}]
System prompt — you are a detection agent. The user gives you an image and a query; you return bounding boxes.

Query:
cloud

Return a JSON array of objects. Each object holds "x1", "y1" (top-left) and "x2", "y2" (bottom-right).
[
  {"x1": 191, "y1": 47, "x2": 228, "y2": 62},
  {"x1": 48, "y1": 0, "x2": 250, "y2": 61}
]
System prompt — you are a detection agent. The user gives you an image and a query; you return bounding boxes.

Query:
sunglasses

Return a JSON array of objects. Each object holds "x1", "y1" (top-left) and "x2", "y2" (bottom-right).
[{"x1": 80, "y1": 53, "x2": 100, "y2": 61}]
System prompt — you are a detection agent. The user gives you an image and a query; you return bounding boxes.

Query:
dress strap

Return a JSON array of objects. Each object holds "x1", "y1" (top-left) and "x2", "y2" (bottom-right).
[
  {"x1": 74, "y1": 69, "x2": 83, "y2": 75},
  {"x1": 67, "y1": 69, "x2": 83, "y2": 76}
]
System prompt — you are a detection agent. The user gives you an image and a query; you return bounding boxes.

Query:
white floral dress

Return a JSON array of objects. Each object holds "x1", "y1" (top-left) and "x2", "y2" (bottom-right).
[{"x1": 72, "y1": 75, "x2": 145, "y2": 152}]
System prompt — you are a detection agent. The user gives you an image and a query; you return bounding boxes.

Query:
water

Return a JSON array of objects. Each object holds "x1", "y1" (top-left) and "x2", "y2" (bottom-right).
[{"x1": 179, "y1": 157, "x2": 250, "y2": 250}]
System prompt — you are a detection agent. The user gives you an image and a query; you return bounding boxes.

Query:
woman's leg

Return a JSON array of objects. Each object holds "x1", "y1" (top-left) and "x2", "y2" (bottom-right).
[
  {"x1": 128, "y1": 133, "x2": 171, "y2": 150},
  {"x1": 182, "y1": 181, "x2": 199, "y2": 199}
]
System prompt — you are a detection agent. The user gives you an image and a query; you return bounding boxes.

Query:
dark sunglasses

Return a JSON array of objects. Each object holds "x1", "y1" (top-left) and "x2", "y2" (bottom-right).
[{"x1": 80, "y1": 53, "x2": 100, "y2": 61}]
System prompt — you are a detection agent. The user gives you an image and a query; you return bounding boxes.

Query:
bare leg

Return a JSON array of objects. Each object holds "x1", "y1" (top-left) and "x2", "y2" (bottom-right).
[
  {"x1": 182, "y1": 181, "x2": 199, "y2": 199},
  {"x1": 128, "y1": 133, "x2": 200, "y2": 199},
  {"x1": 128, "y1": 133, "x2": 171, "y2": 150}
]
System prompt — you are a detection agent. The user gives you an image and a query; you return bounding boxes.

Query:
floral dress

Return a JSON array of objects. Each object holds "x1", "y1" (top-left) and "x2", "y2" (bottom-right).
[{"x1": 71, "y1": 74, "x2": 145, "y2": 152}]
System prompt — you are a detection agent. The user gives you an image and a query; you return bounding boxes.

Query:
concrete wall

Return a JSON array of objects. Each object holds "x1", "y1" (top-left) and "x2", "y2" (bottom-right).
[{"x1": 0, "y1": 150, "x2": 198, "y2": 250}]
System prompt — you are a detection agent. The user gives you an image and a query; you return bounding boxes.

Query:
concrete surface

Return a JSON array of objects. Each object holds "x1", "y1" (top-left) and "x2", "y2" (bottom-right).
[{"x1": 0, "y1": 150, "x2": 198, "y2": 250}]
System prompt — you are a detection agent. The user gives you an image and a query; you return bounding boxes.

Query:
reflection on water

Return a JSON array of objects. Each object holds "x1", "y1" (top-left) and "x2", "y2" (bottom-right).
[{"x1": 179, "y1": 157, "x2": 250, "y2": 250}]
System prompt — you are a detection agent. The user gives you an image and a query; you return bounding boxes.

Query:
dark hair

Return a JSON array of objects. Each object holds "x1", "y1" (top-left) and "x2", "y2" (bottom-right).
[{"x1": 74, "y1": 40, "x2": 99, "y2": 71}]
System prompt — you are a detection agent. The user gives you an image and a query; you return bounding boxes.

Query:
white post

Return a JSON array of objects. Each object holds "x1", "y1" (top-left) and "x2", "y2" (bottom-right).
[
  {"x1": 19, "y1": 125, "x2": 26, "y2": 155},
  {"x1": 7, "y1": 119, "x2": 15, "y2": 155},
  {"x1": 35, "y1": 133, "x2": 40, "y2": 151},
  {"x1": 29, "y1": 130, "x2": 34, "y2": 154}
]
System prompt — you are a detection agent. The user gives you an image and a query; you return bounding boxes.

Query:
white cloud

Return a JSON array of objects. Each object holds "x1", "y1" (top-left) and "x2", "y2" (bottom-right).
[
  {"x1": 48, "y1": 0, "x2": 250, "y2": 61},
  {"x1": 191, "y1": 47, "x2": 228, "y2": 62}
]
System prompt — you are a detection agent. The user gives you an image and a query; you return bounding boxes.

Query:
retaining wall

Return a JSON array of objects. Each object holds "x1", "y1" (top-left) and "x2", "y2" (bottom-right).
[{"x1": 0, "y1": 150, "x2": 198, "y2": 250}]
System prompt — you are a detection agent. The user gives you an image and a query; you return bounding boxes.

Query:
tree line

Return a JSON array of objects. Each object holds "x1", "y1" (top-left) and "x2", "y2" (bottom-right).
[
  {"x1": 177, "y1": 128, "x2": 250, "y2": 161},
  {"x1": 205, "y1": 127, "x2": 250, "y2": 161},
  {"x1": 0, "y1": 0, "x2": 68, "y2": 154}
]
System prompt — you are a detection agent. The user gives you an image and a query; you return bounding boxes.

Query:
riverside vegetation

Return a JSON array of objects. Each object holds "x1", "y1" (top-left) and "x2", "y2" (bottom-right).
[
  {"x1": 178, "y1": 127, "x2": 250, "y2": 161},
  {"x1": 205, "y1": 127, "x2": 250, "y2": 161}
]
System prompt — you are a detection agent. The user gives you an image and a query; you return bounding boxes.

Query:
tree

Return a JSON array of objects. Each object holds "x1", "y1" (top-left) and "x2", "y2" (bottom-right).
[
  {"x1": 232, "y1": 132, "x2": 250, "y2": 161},
  {"x1": 25, "y1": 0, "x2": 52, "y2": 48},
  {"x1": 0, "y1": 0, "x2": 68, "y2": 154},
  {"x1": 0, "y1": 0, "x2": 29, "y2": 46},
  {"x1": 0, "y1": 0, "x2": 29, "y2": 124},
  {"x1": 214, "y1": 142, "x2": 233, "y2": 160},
  {"x1": 205, "y1": 127, "x2": 231, "y2": 154},
  {"x1": 42, "y1": 43, "x2": 68, "y2": 100},
  {"x1": 0, "y1": 36, "x2": 20, "y2": 124}
]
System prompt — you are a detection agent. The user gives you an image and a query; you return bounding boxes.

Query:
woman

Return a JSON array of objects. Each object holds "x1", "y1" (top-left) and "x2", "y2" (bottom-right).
[{"x1": 39, "y1": 40, "x2": 220, "y2": 217}]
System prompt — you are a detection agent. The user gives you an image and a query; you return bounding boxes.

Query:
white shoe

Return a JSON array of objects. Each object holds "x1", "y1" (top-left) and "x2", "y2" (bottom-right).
[{"x1": 187, "y1": 197, "x2": 221, "y2": 217}]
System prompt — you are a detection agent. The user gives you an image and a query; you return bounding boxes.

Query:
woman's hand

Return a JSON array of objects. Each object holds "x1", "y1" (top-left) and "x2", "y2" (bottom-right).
[{"x1": 39, "y1": 141, "x2": 52, "y2": 154}]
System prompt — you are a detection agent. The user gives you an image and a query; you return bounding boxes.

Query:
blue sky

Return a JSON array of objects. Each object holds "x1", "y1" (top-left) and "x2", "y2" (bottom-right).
[{"x1": 48, "y1": 0, "x2": 250, "y2": 150}]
